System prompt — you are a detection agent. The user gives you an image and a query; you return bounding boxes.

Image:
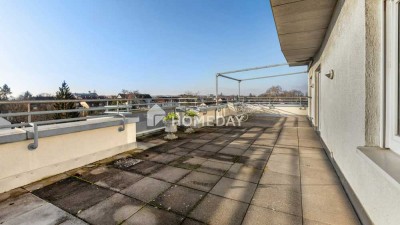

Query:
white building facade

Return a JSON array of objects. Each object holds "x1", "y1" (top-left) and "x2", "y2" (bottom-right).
[{"x1": 271, "y1": 1, "x2": 400, "y2": 225}]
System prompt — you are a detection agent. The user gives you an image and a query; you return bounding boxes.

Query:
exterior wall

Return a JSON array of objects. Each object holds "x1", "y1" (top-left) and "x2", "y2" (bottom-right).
[
  {"x1": 309, "y1": 1, "x2": 400, "y2": 224},
  {"x1": 0, "y1": 122, "x2": 137, "y2": 193}
]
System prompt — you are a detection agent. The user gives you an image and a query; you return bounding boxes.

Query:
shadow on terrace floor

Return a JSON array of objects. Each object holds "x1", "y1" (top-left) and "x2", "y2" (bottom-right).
[{"x1": 0, "y1": 114, "x2": 360, "y2": 225}]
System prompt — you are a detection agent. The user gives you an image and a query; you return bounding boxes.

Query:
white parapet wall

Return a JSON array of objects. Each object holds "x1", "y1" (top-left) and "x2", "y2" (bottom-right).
[{"x1": 0, "y1": 117, "x2": 138, "y2": 193}]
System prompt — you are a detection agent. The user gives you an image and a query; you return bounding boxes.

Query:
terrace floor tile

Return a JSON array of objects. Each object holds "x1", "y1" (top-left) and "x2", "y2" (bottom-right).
[
  {"x1": 189, "y1": 194, "x2": 249, "y2": 225},
  {"x1": 210, "y1": 177, "x2": 257, "y2": 203},
  {"x1": 198, "y1": 144, "x2": 224, "y2": 153},
  {"x1": 151, "y1": 185, "x2": 205, "y2": 215},
  {"x1": 167, "y1": 147, "x2": 193, "y2": 156},
  {"x1": 121, "y1": 177, "x2": 171, "y2": 203},
  {"x1": 78, "y1": 193, "x2": 144, "y2": 225},
  {"x1": 252, "y1": 184, "x2": 302, "y2": 216},
  {"x1": 242, "y1": 204, "x2": 302, "y2": 225},
  {"x1": 34, "y1": 178, "x2": 114, "y2": 215},
  {"x1": 219, "y1": 146, "x2": 247, "y2": 156},
  {"x1": 170, "y1": 156, "x2": 206, "y2": 170},
  {"x1": 196, "y1": 160, "x2": 232, "y2": 176},
  {"x1": 80, "y1": 166, "x2": 144, "y2": 191},
  {"x1": 124, "y1": 160, "x2": 164, "y2": 175},
  {"x1": 150, "y1": 166, "x2": 191, "y2": 183},
  {"x1": 178, "y1": 171, "x2": 221, "y2": 192},
  {"x1": 150, "y1": 153, "x2": 182, "y2": 164},
  {"x1": 224, "y1": 163, "x2": 263, "y2": 183},
  {"x1": 122, "y1": 205, "x2": 184, "y2": 225}
]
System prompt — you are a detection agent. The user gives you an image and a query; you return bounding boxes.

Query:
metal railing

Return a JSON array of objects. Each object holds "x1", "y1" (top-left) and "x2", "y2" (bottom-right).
[
  {"x1": 239, "y1": 96, "x2": 309, "y2": 107},
  {"x1": 0, "y1": 96, "x2": 309, "y2": 127}
]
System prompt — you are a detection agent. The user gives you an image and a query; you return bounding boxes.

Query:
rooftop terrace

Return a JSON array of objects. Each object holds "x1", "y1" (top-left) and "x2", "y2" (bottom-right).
[{"x1": 0, "y1": 114, "x2": 360, "y2": 225}]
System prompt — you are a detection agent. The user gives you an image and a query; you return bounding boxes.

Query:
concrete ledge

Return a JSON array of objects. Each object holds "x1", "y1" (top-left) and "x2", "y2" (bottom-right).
[
  {"x1": 0, "y1": 117, "x2": 139, "y2": 143},
  {"x1": 0, "y1": 129, "x2": 26, "y2": 144},
  {"x1": 357, "y1": 146, "x2": 400, "y2": 186}
]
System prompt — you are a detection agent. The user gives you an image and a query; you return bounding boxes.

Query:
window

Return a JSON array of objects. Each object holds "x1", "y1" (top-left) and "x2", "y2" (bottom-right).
[{"x1": 386, "y1": 0, "x2": 400, "y2": 154}]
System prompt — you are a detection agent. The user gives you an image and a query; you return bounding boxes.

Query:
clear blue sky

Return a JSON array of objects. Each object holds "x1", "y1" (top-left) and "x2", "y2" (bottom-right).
[{"x1": 0, "y1": 0, "x2": 307, "y2": 97}]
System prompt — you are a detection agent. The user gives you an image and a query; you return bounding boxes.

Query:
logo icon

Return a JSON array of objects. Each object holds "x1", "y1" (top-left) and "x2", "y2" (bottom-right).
[{"x1": 147, "y1": 104, "x2": 166, "y2": 127}]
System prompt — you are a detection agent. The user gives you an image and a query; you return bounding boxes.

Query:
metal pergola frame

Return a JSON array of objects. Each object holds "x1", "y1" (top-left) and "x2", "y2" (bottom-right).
[{"x1": 215, "y1": 63, "x2": 307, "y2": 104}]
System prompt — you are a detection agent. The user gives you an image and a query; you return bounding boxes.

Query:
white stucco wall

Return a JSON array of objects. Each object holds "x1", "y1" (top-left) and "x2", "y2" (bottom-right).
[
  {"x1": 0, "y1": 120, "x2": 137, "y2": 193},
  {"x1": 309, "y1": 1, "x2": 400, "y2": 224}
]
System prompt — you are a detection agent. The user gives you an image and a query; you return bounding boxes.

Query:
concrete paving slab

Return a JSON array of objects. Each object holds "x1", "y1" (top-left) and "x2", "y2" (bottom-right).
[
  {"x1": 181, "y1": 218, "x2": 207, "y2": 225},
  {"x1": 178, "y1": 171, "x2": 221, "y2": 192},
  {"x1": 122, "y1": 205, "x2": 184, "y2": 225},
  {"x1": 260, "y1": 170, "x2": 301, "y2": 186},
  {"x1": 121, "y1": 177, "x2": 171, "y2": 203},
  {"x1": 269, "y1": 153, "x2": 299, "y2": 165},
  {"x1": 167, "y1": 147, "x2": 193, "y2": 156},
  {"x1": 300, "y1": 157, "x2": 333, "y2": 170},
  {"x1": 242, "y1": 204, "x2": 302, "y2": 225},
  {"x1": 272, "y1": 146, "x2": 299, "y2": 155},
  {"x1": 231, "y1": 138, "x2": 254, "y2": 145},
  {"x1": 300, "y1": 165, "x2": 340, "y2": 185},
  {"x1": 210, "y1": 177, "x2": 257, "y2": 203},
  {"x1": 240, "y1": 132, "x2": 260, "y2": 138},
  {"x1": 151, "y1": 185, "x2": 205, "y2": 215},
  {"x1": 242, "y1": 149, "x2": 271, "y2": 160},
  {"x1": 80, "y1": 166, "x2": 144, "y2": 191},
  {"x1": 180, "y1": 142, "x2": 206, "y2": 150},
  {"x1": 196, "y1": 160, "x2": 232, "y2": 176},
  {"x1": 23, "y1": 173, "x2": 69, "y2": 192},
  {"x1": 34, "y1": 178, "x2": 114, "y2": 215},
  {"x1": 133, "y1": 150, "x2": 161, "y2": 160},
  {"x1": 198, "y1": 144, "x2": 224, "y2": 153},
  {"x1": 226, "y1": 142, "x2": 251, "y2": 150},
  {"x1": 224, "y1": 163, "x2": 263, "y2": 183},
  {"x1": 302, "y1": 185, "x2": 360, "y2": 225},
  {"x1": 32, "y1": 177, "x2": 89, "y2": 202},
  {"x1": 209, "y1": 138, "x2": 233, "y2": 146},
  {"x1": 209, "y1": 153, "x2": 238, "y2": 163},
  {"x1": 78, "y1": 193, "x2": 144, "y2": 225},
  {"x1": 252, "y1": 184, "x2": 302, "y2": 216},
  {"x1": 150, "y1": 153, "x2": 182, "y2": 164},
  {"x1": 188, "y1": 150, "x2": 216, "y2": 159},
  {"x1": 247, "y1": 145, "x2": 274, "y2": 152},
  {"x1": 219, "y1": 146, "x2": 247, "y2": 156},
  {"x1": 4, "y1": 202, "x2": 87, "y2": 225},
  {"x1": 123, "y1": 160, "x2": 164, "y2": 175},
  {"x1": 189, "y1": 194, "x2": 248, "y2": 225},
  {"x1": 150, "y1": 166, "x2": 191, "y2": 183},
  {"x1": 266, "y1": 158, "x2": 300, "y2": 176},
  {"x1": 258, "y1": 133, "x2": 279, "y2": 140},
  {"x1": 0, "y1": 193, "x2": 46, "y2": 223},
  {"x1": 253, "y1": 138, "x2": 276, "y2": 146},
  {"x1": 299, "y1": 139, "x2": 323, "y2": 148},
  {"x1": 238, "y1": 158, "x2": 267, "y2": 170},
  {"x1": 170, "y1": 156, "x2": 206, "y2": 170}
]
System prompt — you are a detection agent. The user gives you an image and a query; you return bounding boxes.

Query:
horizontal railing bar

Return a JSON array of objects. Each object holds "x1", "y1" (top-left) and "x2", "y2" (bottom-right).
[
  {"x1": 218, "y1": 63, "x2": 289, "y2": 75},
  {"x1": 241, "y1": 71, "x2": 307, "y2": 81},
  {"x1": 0, "y1": 115, "x2": 122, "y2": 129},
  {"x1": 0, "y1": 97, "x2": 214, "y2": 105},
  {"x1": 217, "y1": 74, "x2": 241, "y2": 81}
]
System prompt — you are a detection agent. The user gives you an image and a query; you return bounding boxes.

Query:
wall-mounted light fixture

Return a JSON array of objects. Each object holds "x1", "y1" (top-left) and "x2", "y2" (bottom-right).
[{"x1": 325, "y1": 69, "x2": 334, "y2": 79}]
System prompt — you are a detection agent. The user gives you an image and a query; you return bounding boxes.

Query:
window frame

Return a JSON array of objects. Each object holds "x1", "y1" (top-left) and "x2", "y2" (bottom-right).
[{"x1": 385, "y1": 0, "x2": 400, "y2": 154}]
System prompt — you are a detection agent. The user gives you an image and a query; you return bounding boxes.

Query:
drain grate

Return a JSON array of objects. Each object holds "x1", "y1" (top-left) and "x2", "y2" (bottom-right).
[{"x1": 113, "y1": 158, "x2": 142, "y2": 169}]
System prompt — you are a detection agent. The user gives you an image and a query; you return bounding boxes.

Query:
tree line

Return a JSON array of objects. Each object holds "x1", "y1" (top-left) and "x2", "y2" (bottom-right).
[{"x1": 0, "y1": 81, "x2": 79, "y2": 123}]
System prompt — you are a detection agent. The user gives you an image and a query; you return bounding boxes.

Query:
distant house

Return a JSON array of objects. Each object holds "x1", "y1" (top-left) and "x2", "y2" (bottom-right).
[
  {"x1": 73, "y1": 93, "x2": 99, "y2": 100},
  {"x1": 117, "y1": 93, "x2": 135, "y2": 99},
  {"x1": 73, "y1": 93, "x2": 103, "y2": 108},
  {"x1": 117, "y1": 93, "x2": 153, "y2": 108}
]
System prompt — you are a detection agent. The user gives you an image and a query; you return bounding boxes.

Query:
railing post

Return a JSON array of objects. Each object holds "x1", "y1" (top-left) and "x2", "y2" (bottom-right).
[
  {"x1": 28, "y1": 123, "x2": 38, "y2": 150},
  {"x1": 27, "y1": 103, "x2": 31, "y2": 123}
]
